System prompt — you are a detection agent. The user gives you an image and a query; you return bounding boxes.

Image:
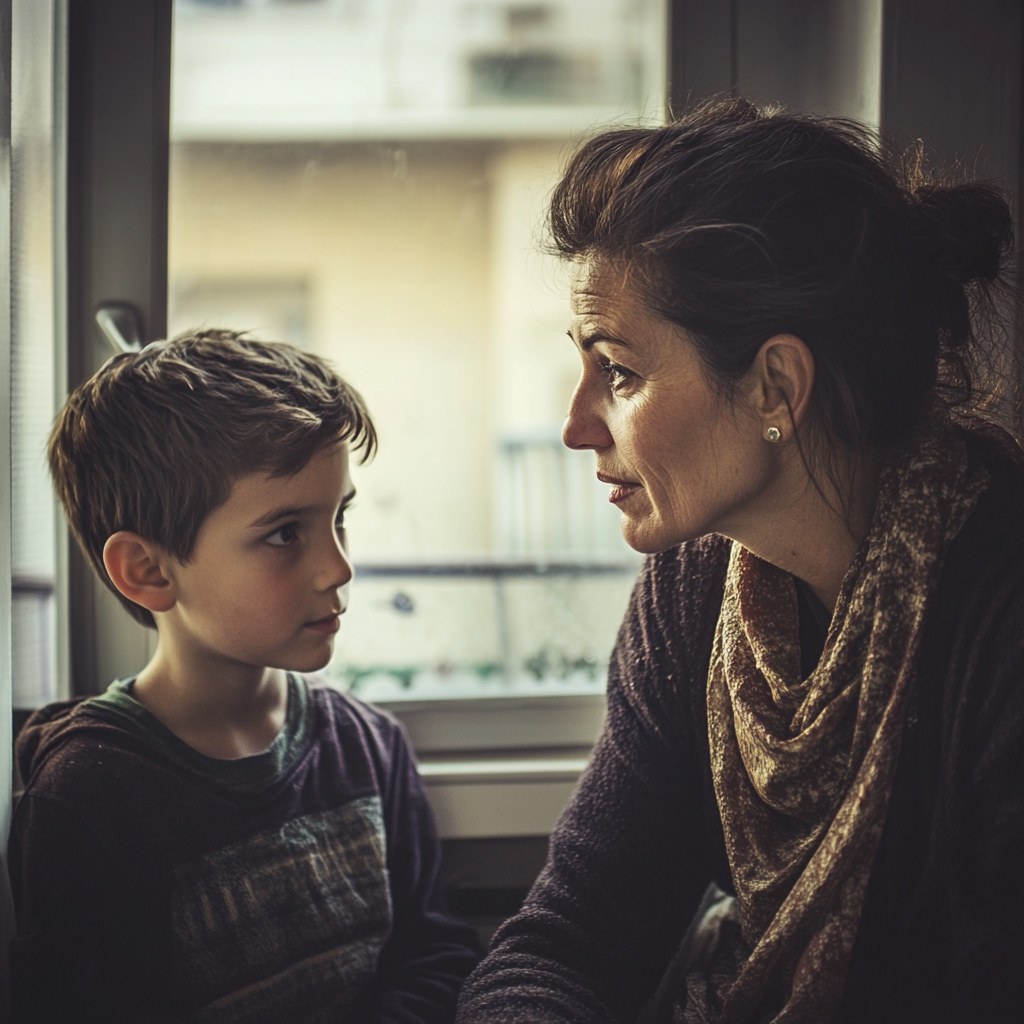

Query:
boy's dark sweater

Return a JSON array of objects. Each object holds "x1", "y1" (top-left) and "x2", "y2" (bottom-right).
[
  {"x1": 457, "y1": 426, "x2": 1024, "y2": 1024},
  {"x1": 10, "y1": 676, "x2": 479, "y2": 1024}
]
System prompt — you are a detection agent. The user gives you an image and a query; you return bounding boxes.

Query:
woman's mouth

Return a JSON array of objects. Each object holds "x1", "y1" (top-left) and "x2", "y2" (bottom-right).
[
  {"x1": 305, "y1": 613, "x2": 341, "y2": 636},
  {"x1": 598, "y1": 473, "x2": 642, "y2": 505}
]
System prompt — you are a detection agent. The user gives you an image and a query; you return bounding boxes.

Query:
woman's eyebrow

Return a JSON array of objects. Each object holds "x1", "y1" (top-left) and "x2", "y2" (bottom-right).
[{"x1": 578, "y1": 331, "x2": 630, "y2": 352}]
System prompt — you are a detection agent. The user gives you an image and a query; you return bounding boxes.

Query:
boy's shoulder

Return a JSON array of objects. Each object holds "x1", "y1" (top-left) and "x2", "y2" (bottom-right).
[
  {"x1": 16, "y1": 677, "x2": 409, "y2": 807},
  {"x1": 15, "y1": 694, "x2": 137, "y2": 799},
  {"x1": 309, "y1": 677, "x2": 401, "y2": 731},
  {"x1": 13, "y1": 681, "x2": 424, "y2": 895},
  {"x1": 306, "y1": 680, "x2": 417, "y2": 782}
]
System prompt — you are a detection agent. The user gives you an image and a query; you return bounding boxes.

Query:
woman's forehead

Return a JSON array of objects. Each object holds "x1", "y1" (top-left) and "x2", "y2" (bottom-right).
[{"x1": 570, "y1": 259, "x2": 639, "y2": 318}]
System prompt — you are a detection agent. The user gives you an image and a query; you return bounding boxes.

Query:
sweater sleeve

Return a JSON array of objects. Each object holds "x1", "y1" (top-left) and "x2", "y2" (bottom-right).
[
  {"x1": 350, "y1": 716, "x2": 481, "y2": 1024},
  {"x1": 9, "y1": 793, "x2": 175, "y2": 1024},
  {"x1": 456, "y1": 547, "x2": 728, "y2": 1024}
]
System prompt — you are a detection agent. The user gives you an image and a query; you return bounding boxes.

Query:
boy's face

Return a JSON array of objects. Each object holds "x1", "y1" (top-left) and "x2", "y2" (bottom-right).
[{"x1": 163, "y1": 442, "x2": 355, "y2": 675}]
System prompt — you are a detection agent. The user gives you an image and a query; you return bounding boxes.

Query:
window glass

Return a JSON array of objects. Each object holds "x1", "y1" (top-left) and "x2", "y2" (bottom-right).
[
  {"x1": 169, "y1": 0, "x2": 665, "y2": 702},
  {"x1": 11, "y1": 0, "x2": 66, "y2": 711}
]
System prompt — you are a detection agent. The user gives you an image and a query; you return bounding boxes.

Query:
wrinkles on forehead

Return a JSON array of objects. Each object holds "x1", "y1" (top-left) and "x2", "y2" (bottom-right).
[
  {"x1": 569, "y1": 259, "x2": 655, "y2": 351},
  {"x1": 570, "y1": 259, "x2": 634, "y2": 315}
]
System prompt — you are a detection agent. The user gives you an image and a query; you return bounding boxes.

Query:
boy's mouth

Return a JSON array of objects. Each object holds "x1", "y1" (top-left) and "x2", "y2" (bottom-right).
[{"x1": 305, "y1": 613, "x2": 341, "y2": 636}]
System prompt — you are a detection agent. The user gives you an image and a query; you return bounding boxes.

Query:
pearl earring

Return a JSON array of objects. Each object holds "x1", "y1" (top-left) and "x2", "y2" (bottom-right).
[{"x1": 765, "y1": 426, "x2": 782, "y2": 442}]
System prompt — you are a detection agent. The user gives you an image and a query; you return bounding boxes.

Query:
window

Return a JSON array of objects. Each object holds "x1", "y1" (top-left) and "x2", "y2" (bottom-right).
[
  {"x1": 10, "y1": 0, "x2": 67, "y2": 717},
  {"x1": 169, "y1": 277, "x2": 310, "y2": 347},
  {"x1": 168, "y1": 0, "x2": 665, "y2": 708},
  {"x1": 9, "y1": 0, "x2": 1017, "y2": 957}
]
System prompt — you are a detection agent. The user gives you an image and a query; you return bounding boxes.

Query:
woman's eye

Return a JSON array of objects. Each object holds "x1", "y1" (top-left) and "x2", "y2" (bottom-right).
[
  {"x1": 600, "y1": 360, "x2": 634, "y2": 389},
  {"x1": 266, "y1": 523, "x2": 299, "y2": 547}
]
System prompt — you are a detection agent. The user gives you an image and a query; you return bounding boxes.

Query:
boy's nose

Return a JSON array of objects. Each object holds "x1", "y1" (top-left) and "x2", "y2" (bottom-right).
[{"x1": 319, "y1": 534, "x2": 354, "y2": 592}]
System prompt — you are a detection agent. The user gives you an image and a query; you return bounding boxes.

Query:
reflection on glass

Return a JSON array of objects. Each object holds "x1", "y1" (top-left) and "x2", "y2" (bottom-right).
[{"x1": 169, "y1": 0, "x2": 664, "y2": 700}]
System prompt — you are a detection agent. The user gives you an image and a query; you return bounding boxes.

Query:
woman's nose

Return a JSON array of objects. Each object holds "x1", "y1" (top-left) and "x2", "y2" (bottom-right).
[{"x1": 562, "y1": 377, "x2": 614, "y2": 451}]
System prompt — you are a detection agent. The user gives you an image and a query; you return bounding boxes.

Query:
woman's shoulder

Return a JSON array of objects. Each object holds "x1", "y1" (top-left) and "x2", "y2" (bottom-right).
[
  {"x1": 620, "y1": 534, "x2": 732, "y2": 661},
  {"x1": 611, "y1": 536, "x2": 731, "y2": 735},
  {"x1": 956, "y1": 422, "x2": 1024, "y2": 560},
  {"x1": 922, "y1": 423, "x2": 1024, "y2": 710},
  {"x1": 640, "y1": 533, "x2": 732, "y2": 609},
  {"x1": 962, "y1": 417, "x2": 1024, "y2": 476}
]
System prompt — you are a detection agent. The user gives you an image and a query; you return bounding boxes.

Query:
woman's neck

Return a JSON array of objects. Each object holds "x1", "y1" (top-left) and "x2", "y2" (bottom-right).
[{"x1": 728, "y1": 449, "x2": 883, "y2": 612}]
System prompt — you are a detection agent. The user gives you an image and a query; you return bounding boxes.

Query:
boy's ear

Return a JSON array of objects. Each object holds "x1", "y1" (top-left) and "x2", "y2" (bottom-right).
[{"x1": 102, "y1": 532, "x2": 177, "y2": 614}]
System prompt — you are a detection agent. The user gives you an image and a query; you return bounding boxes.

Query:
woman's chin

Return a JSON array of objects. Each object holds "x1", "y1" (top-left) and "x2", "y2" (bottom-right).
[
  {"x1": 621, "y1": 513, "x2": 711, "y2": 555},
  {"x1": 621, "y1": 519, "x2": 679, "y2": 556}
]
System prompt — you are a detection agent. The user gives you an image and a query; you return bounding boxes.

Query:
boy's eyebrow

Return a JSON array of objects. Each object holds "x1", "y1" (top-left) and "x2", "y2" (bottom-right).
[{"x1": 248, "y1": 489, "x2": 357, "y2": 529}]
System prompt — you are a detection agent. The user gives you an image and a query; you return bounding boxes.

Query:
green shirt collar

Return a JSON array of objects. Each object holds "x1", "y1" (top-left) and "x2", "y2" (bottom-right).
[{"x1": 83, "y1": 673, "x2": 313, "y2": 794}]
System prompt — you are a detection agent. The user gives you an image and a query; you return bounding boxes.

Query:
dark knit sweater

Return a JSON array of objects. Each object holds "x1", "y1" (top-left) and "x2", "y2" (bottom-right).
[
  {"x1": 457, "y1": 426, "x2": 1024, "y2": 1024},
  {"x1": 10, "y1": 676, "x2": 479, "y2": 1024}
]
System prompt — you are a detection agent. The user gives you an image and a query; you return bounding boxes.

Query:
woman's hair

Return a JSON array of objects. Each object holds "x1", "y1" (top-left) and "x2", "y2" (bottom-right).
[{"x1": 550, "y1": 98, "x2": 1015, "y2": 471}]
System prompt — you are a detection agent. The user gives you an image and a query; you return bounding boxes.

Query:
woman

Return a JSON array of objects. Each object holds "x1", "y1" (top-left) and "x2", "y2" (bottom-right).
[{"x1": 456, "y1": 100, "x2": 1023, "y2": 1023}]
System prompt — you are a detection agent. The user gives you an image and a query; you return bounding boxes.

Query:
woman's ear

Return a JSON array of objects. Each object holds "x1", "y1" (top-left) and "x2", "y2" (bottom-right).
[
  {"x1": 102, "y1": 532, "x2": 177, "y2": 614},
  {"x1": 750, "y1": 333, "x2": 815, "y2": 440}
]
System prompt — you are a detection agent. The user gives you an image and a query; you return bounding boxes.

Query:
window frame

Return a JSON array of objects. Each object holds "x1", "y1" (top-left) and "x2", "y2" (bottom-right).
[
  {"x1": 0, "y1": 0, "x2": 1016, "y2": 970},
  {"x1": 56, "y1": 0, "x2": 1024, "y2": 700},
  {"x1": 66, "y1": 0, "x2": 172, "y2": 696}
]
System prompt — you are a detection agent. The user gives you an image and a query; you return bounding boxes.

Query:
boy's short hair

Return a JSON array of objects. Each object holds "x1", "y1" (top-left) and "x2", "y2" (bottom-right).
[{"x1": 49, "y1": 329, "x2": 376, "y2": 628}]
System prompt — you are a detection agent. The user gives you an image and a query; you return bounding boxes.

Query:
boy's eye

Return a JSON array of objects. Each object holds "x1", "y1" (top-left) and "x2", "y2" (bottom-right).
[
  {"x1": 266, "y1": 522, "x2": 299, "y2": 547},
  {"x1": 336, "y1": 499, "x2": 355, "y2": 534}
]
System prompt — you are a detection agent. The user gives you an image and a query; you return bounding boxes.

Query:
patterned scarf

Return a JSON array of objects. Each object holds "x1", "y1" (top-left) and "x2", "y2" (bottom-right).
[{"x1": 697, "y1": 410, "x2": 988, "y2": 1024}]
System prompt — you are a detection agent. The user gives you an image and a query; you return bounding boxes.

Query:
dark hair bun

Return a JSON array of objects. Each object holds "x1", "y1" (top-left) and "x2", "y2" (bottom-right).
[{"x1": 912, "y1": 182, "x2": 1014, "y2": 284}]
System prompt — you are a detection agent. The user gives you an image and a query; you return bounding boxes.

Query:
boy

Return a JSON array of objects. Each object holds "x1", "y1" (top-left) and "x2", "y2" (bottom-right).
[{"x1": 9, "y1": 330, "x2": 479, "y2": 1023}]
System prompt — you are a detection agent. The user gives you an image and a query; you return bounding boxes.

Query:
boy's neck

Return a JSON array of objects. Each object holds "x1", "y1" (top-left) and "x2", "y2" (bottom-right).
[{"x1": 132, "y1": 641, "x2": 290, "y2": 760}]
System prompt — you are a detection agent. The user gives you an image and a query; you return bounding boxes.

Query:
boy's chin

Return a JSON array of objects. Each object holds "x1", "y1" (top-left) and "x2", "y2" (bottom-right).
[{"x1": 271, "y1": 645, "x2": 335, "y2": 676}]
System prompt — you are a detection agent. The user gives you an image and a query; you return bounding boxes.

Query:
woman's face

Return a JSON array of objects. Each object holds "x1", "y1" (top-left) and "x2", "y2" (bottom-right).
[{"x1": 563, "y1": 260, "x2": 777, "y2": 554}]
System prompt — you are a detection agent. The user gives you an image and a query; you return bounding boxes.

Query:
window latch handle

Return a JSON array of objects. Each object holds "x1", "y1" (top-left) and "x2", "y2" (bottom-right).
[{"x1": 95, "y1": 302, "x2": 143, "y2": 353}]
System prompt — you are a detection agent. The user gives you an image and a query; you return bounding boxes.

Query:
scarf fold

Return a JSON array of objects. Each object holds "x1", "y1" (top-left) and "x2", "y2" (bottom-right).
[{"x1": 692, "y1": 411, "x2": 988, "y2": 1024}]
